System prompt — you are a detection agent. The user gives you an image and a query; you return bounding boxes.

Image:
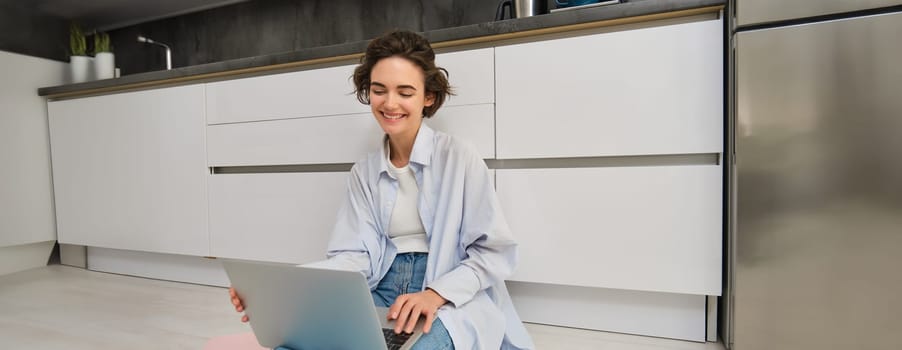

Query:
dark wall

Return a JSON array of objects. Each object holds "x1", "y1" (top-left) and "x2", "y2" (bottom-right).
[
  {"x1": 110, "y1": 0, "x2": 506, "y2": 75},
  {"x1": 0, "y1": 2, "x2": 68, "y2": 62}
]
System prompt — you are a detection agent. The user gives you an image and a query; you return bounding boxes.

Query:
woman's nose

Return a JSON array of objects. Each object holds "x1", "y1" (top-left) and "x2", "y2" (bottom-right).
[{"x1": 384, "y1": 93, "x2": 399, "y2": 108}]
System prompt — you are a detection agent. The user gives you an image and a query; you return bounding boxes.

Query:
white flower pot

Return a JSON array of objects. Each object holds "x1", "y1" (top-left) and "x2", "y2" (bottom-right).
[
  {"x1": 69, "y1": 55, "x2": 93, "y2": 83},
  {"x1": 94, "y1": 52, "x2": 115, "y2": 80}
]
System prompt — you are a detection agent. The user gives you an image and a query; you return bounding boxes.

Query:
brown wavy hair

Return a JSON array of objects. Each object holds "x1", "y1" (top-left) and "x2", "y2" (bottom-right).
[{"x1": 352, "y1": 29, "x2": 452, "y2": 118}]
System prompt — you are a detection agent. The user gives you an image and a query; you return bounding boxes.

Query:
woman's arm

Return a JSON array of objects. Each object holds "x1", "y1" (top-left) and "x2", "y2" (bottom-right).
[{"x1": 427, "y1": 145, "x2": 518, "y2": 308}]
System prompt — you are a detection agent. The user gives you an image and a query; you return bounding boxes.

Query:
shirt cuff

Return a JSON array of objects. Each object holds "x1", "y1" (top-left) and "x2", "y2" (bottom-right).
[{"x1": 426, "y1": 265, "x2": 482, "y2": 307}]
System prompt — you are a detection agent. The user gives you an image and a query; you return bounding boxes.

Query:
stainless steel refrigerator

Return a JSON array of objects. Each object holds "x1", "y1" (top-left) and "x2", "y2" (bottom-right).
[{"x1": 727, "y1": 0, "x2": 902, "y2": 349}]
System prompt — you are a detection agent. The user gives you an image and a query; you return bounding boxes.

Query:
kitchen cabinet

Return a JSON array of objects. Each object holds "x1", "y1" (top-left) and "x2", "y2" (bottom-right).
[
  {"x1": 495, "y1": 18, "x2": 722, "y2": 159},
  {"x1": 205, "y1": 48, "x2": 495, "y2": 125},
  {"x1": 209, "y1": 172, "x2": 347, "y2": 264},
  {"x1": 1, "y1": 51, "x2": 65, "y2": 276},
  {"x1": 207, "y1": 112, "x2": 383, "y2": 167},
  {"x1": 1, "y1": 52, "x2": 62, "y2": 248},
  {"x1": 205, "y1": 64, "x2": 365, "y2": 125},
  {"x1": 47, "y1": 85, "x2": 209, "y2": 256},
  {"x1": 433, "y1": 48, "x2": 495, "y2": 106},
  {"x1": 499, "y1": 165, "x2": 722, "y2": 296},
  {"x1": 492, "y1": 17, "x2": 724, "y2": 299},
  {"x1": 489, "y1": 17, "x2": 723, "y2": 339},
  {"x1": 204, "y1": 48, "x2": 499, "y2": 265},
  {"x1": 205, "y1": 104, "x2": 494, "y2": 265},
  {"x1": 206, "y1": 104, "x2": 495, "y2": 167}
]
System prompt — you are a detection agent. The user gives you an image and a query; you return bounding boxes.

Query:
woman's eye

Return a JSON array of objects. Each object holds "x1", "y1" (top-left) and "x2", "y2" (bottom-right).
[
  {"x1": 372, "y1": 90, "x2": 386, "y2": 95},
  {"x1": 400, "y1": 93, "x2": 414, "y2": 98}
]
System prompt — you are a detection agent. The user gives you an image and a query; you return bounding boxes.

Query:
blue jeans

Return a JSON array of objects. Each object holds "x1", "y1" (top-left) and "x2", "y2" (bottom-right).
[{"x1": 372, "y1": 252, "x2": 454, "y2": 350}]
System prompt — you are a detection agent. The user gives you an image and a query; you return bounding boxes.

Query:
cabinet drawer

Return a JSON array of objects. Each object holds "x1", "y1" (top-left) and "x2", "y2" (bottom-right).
[
  {"x1": 207, "y1": 103, "x2": 496, "y2": 166},
  {"x1": 497, "y1": 165, "x2": 722, "y2": 295},
  {"x1": 206, "y1": 48, "x2": 494, "y2": 125},
  {"x1": 209, "y1": 172, "x2": 348, "y2": 264},
  {"x1": 206, "y1": 64, "x2": 364, "y2": 125},
  {"x1": 208, "y1": 112, "x2": 381, "y2": 166},
  {"x1": 495, "y1": 19, "x2": 722, "y2": 159}
]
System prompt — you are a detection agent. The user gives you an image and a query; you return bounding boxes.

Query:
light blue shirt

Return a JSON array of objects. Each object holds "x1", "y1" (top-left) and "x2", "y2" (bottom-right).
[{"x1": 310, "y1": 123, "x2": 535, "y2": 349}]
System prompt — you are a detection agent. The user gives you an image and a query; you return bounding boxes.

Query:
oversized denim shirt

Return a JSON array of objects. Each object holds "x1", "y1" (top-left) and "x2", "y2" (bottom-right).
[{"x1": 308, "y1": 123, "x2": 535, "y2": 350}]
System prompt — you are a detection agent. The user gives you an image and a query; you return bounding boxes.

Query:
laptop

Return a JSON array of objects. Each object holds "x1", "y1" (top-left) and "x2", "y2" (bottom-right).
[{"x1": 221, "y1": 259, "x2": 425, "y2": 350}]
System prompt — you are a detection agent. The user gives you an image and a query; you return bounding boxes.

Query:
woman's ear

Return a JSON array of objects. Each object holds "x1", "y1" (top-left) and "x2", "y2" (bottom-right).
[{"x1": 425, "y1": 92, "x2": 436, "y2": 107}]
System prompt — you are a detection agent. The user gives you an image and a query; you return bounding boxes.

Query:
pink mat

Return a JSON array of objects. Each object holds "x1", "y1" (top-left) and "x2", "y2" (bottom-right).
[{"x1": 203, "y1": 332, "x2": 268, "y2": 350}]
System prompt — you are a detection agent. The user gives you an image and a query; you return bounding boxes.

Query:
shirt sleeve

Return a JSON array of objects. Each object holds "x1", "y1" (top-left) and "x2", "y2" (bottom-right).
[
  {"x1": 427, "y1": 146, "x2": 519, "y2": 307},
  {"x1": 298, "y1": 164, "x2": 378, "y2": 279}
]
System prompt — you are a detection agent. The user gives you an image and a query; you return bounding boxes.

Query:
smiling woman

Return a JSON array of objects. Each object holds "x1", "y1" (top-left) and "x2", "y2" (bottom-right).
[
  {"x1": 228, "y1": 29, "x2": 536, "y2": 350},
  {"x1": 351, "y1": 30, "x2": 452, "y2": 169}
]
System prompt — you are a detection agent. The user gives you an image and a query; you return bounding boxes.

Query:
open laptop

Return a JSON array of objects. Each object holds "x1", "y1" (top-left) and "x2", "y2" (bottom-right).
[{"x1": 221, "y1": 259, "x2": 425, "y2": 350}]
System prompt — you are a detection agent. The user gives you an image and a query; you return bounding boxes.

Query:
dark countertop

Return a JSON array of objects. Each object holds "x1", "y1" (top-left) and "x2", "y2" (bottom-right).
[{"x1": 39, "y1": 0, "x2": 724, "y2": 98}]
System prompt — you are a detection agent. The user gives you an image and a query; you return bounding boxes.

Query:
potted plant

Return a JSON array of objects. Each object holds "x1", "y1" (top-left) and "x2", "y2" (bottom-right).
[
  {"x1": 69, "y1": 23, "x2": 92, "y2": 83},
  {"x1": 93, "y1": 32, "x2": 115, "y2": 80}
]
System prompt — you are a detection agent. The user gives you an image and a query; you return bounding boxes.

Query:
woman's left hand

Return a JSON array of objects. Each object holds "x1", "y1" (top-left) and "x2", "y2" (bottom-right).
[{"x1": 388, "y1": 288, "x2": 448, "y2": 334}]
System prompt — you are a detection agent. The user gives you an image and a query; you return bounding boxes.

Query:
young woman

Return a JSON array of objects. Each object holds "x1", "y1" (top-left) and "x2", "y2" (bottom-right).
[{"x1": 230, "y1": 29, "x2": 535, "y2": 350}]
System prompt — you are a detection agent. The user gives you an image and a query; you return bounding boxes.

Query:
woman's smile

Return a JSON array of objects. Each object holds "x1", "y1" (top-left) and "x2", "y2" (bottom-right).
[{"x1": 381, "y1": 112, "x2": 407, "y2": 120}]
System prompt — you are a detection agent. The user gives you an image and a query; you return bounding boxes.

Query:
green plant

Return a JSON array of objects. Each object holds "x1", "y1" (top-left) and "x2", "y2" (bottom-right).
[
  {"x1": 69, "y1": 23, "x2": 86, "y2": 56},
  {"x1": 94, "y1": 32, "x2": 112, "y2": 54}
]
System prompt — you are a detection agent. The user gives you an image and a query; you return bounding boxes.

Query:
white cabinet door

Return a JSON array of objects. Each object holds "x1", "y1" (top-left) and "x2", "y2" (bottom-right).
[
  {"x1": 206, "y1": 64, "x2": 366, "y2": 125},
  {"x1": 207, "y1": 104, "x2": 496, "y2": 166},
  {"x1": 429, "y1": 104, "x2": 496, "y2": 158},
  {"x1": 497, "y1": 165, "x2": 722, "y2": 296},
  {"x1": 205, "y1": 48, "x2": 495, "y2": 125},
  {"x1": 0, "y1": 51, "x2": 64, "y2": 247},
  {"x1": 207, "y1": 112, "x2": 382, "y2": 166},
  {"x1": 47, "y1": 85, "x2": 209, "y2": 256},
  {"x1": 435, "y1": 48, "x2": 495, "y2": 106},
  {"x1": 495, "y1": 19, "x2": 723, "y2": 159},
  {"x1": 208, "y1": 172, "x2": 348, "y2": 264}
]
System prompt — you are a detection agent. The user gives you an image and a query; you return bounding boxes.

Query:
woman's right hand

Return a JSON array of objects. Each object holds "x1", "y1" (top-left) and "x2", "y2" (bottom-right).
[{"x1": 229, "y1": 286, "x2": 249, "y2": 323}]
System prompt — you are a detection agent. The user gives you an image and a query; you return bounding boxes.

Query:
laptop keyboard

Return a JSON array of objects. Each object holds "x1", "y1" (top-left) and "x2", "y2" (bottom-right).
[{"x1": 382, "y1": 328, "x2": 414, "y2": 350}]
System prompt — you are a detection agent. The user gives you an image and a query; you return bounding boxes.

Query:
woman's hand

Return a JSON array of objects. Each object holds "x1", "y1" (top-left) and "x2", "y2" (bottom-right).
[
  {"x1": 228, "y1": 287, "x2": 249, "y2": 323},
  {"x1": 388, "y1": 288, "x2": 448, "y2": 334}
]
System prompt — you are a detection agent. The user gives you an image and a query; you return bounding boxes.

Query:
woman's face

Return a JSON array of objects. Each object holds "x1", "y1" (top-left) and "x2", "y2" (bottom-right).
[{"x1": 369, "y1": 56, "x2": 435, "y2": 142}]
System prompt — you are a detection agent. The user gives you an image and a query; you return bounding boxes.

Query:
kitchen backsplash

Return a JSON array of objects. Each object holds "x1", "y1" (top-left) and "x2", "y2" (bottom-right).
[
  {"x1": 0, "y1": 1, "x2": 68, "y2": 62},
  {"x1": 111, "y1": 0, "x2": 529, "y2": 76}
]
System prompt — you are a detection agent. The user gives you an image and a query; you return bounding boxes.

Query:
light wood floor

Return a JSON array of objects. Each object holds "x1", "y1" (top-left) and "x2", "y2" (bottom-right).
[{"x1": 0, "y1": 265, "x2": 725, "y2": 350}]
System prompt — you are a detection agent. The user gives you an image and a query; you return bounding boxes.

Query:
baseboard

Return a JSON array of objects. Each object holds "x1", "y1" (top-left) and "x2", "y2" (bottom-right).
[
  {"x1": 60, "y1": 243, "x2": 87, "y2": 268},
  {"x1": 707, "y1": 295, "x2": 718, "y2": 342},
  {"x1": 507, "y1": 280, "x2": 707, "y2": 342},
  {"x1": 87, "y1": 247, "x2": 230, "y2": 287},
  {"x1": 0, "y1": 240, "x2": 55, "y2": 276}
]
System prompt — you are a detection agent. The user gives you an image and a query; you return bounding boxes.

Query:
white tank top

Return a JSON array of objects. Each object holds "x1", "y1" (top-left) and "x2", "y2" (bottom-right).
[{"x1": 386, "y1": 151, "x2": 429, "y2": 253}]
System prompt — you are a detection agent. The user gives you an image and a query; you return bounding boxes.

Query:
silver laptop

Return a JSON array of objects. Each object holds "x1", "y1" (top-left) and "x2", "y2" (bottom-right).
[{"x1": 222, "y1": 259, "x2": 425, "y2": 350}]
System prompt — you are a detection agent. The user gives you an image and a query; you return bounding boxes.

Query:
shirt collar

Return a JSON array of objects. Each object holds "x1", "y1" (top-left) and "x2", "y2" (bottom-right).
[
  {"x1": 409, "y1": 123, "x2": 434, "y2": 167},
  {"x1": 378, "y1": 123, "x2": 434, "y2": 177}
]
